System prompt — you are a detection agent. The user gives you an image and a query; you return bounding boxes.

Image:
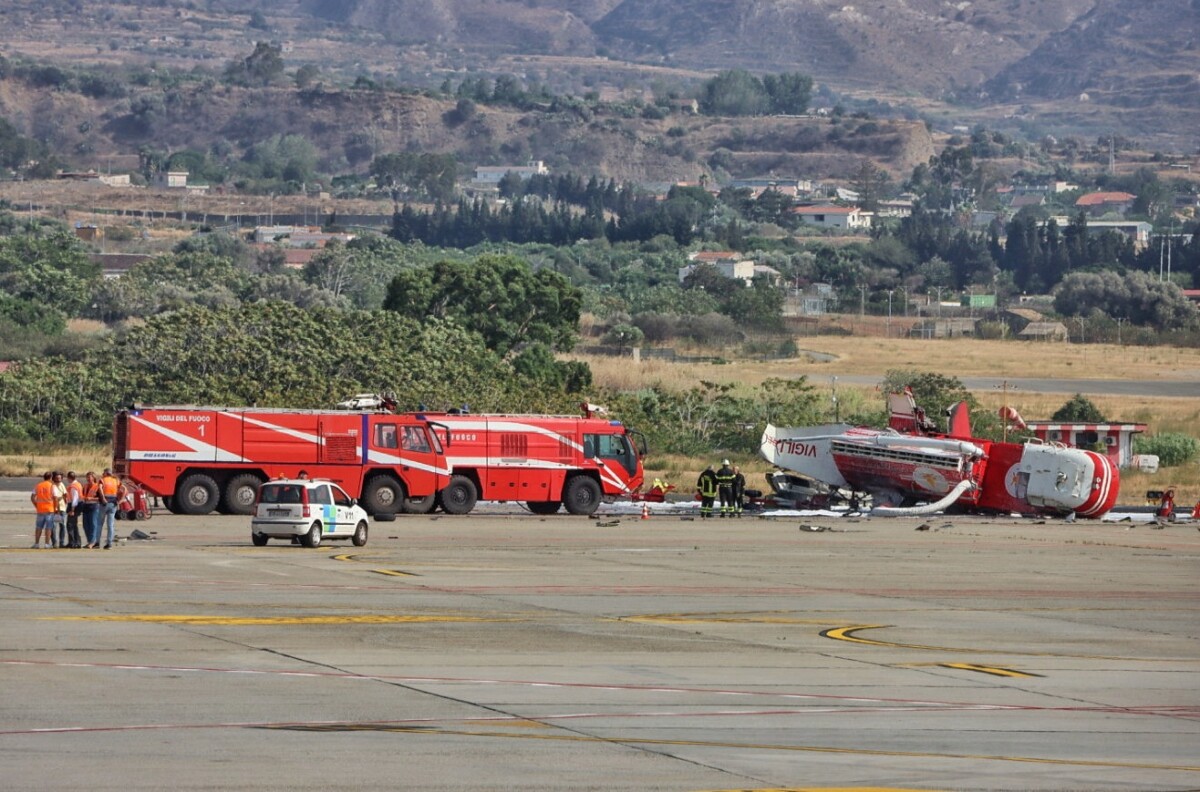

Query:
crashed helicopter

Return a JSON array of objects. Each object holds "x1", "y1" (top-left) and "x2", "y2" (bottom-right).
[{"x1": 761, "y1": 389, "x2": 1119, "y2": 518}]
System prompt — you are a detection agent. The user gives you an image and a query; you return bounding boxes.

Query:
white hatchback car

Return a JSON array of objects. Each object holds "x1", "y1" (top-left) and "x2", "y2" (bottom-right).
[{"x1": 251, "y1": 479, "x2": 369, "y2": 548}]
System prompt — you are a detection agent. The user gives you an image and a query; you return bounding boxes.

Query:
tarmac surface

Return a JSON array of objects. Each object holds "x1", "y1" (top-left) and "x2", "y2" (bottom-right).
[{"x1": 1, "y1": 494, "x2": 1198, "y2": 792}]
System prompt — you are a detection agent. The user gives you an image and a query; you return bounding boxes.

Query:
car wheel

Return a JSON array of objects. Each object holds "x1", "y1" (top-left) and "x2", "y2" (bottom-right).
[
  {"x1": 251, "y1": 532, "x2": 268, "y2": 546},
  {"x1": 223, "y1": 474, "x2": 263, "y2": 516},
  {"x1": 302, "y1": 521, "x2": 322, "y2": 548},
  {"x1": 527, "y1": 501, "x2": 561, "y2": 515},
  {"x1": 176, "y1": 473, "x2": 220, "y2": 515},
  {"x1": 563, "y1": 476, "x2": 602, "y2": 515},
  {"x1": 352, "y1": 520, "x2": 368, "y2": 547},
  {"x1": 440, "y1": 475, "x2": 478, "y2": 515}
]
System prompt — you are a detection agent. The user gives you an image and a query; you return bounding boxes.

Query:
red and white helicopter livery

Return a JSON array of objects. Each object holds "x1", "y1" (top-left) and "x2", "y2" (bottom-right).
[{"x1": 761, "y1": 389, "x2": 1119, "y2": 518}]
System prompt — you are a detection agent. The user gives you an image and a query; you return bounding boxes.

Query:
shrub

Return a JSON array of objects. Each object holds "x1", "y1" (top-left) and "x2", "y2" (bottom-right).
[{"x1": 1134, "y1": 433, "x2": 1199, "y2": 468}]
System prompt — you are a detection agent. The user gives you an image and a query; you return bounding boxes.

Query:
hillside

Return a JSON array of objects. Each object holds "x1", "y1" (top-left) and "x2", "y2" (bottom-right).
[
  {"x1": 0, "y1": 0, "x2": 1196, "y2": 149},
  {"x1": 0, "y1": 77, "x2": 934, "y2": 184}
]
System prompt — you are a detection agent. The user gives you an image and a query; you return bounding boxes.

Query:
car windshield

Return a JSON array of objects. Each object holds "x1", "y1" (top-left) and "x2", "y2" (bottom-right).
[{"x1": 259, "y1": 484, "x2": 303, "y2": 504}]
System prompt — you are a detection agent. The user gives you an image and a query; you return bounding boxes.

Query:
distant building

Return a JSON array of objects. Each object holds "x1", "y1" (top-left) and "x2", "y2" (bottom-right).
[
  {"x1": 790, "y1": 205, "x2": 872, "y2": 230},
  {"x1": 89, "y1": 253, "x2": 153, "y2": 279},
  {"x1": 1042, "y1": 217, "x2": 1153, "y2": 250},
  {"x1": 153, "y1": 171, "x2": 189, "y2": 189},
  {"x1": 74, "y1": 224, "x2": 104, "y2": 242},
  {"x1": 679, "y1": 251, "x2": 756, "y2": 285},
  {"x1": 1075, "y1": 191, "x2": 1136, "y2": 217},
  {"x1": 473, "y1": 161, "x2": 549, "y2": 185}
]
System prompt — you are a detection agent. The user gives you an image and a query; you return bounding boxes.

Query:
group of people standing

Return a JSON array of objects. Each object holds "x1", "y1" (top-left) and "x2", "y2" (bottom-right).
[
  {"x1": 31, "y1": 469, "x2": 126, "y2": 549},
  {"x1": 696, "y1": 459, "x2": 745, "y2": 518}
]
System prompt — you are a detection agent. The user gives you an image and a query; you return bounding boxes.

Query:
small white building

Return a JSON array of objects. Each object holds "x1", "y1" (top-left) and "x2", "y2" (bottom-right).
[
  {"x1": 473, "y1": 161, "x2": 549, "y2": 185},
  {"x1": 679, "y1": 251, "x2": 755, "y2": 285},
  {"x1": 153, "y1": 171, "x2": 189, "y2": 189},
  {"x1": 790, "y1": 205, "x2": 872, "y2": 230}
]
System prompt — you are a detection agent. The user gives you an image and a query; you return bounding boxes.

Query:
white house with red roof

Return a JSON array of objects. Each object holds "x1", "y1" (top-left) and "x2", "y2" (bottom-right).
[{"x1": 1075, "y1": 191, "x2": 1136, "y2": 217}]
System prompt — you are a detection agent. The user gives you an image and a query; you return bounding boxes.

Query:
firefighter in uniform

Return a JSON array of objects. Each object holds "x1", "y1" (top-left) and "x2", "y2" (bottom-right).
[
  {"x1": 731, "y1": 465, "x2": 746, "y2": 517},
  {"x1": 715, "y1": 459, "x2": 735, "y2": 517},
  {"x1": 696, "y1": 465, "x2": 718, "y2": 518}
]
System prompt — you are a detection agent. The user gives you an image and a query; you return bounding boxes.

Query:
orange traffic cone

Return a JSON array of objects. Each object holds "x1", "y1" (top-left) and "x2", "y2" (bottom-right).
[{"x1": 641, "y1": 502, "x2": 650, "y2": 520}]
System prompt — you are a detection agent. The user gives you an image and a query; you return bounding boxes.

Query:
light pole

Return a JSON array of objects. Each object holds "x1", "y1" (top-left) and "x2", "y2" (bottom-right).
[
  {"x1": 1116, "y1": 316, "x2": 1125, "y2": 345},
  {"x1": 1076, "y1": 316, "x2": 1086, "y2": 344},
  {"x1": 831, "y1": 376, "x2": 839, "y2": 422},
  {"x1": 886, "y1": 290, "x2": 893, "y2": 337}
]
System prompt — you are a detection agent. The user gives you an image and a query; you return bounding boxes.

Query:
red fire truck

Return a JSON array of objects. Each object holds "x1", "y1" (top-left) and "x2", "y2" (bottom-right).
[{"x1": 112, "y1": 404, "x2": 646, "y2": 517}]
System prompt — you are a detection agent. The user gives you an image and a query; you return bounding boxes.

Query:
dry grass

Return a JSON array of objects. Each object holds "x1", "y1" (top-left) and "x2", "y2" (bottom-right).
[{"x1": 0, "y1": 448, "x2": 111, "y2": 478}]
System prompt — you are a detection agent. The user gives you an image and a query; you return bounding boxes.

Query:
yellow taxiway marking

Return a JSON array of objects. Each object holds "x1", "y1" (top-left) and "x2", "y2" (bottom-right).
[
  {"x1": 371, "y1": 569, "x2": 418, "y2": 577},
  {"x1": 625, "y1": 611, "x2": 835, "y2": 626},
  {"x1": 261, "y1": 724, "x2": 1200, "y2": 772},
  {"x1": 938, "y1": 662, "x2": 1041, "y2": 678},
  {"x1": 43, "y1": 614, "x2": 513, "y2": 626},
  {"x1": 821, "y1": 624, "x2": 1181, "y2": 662}
]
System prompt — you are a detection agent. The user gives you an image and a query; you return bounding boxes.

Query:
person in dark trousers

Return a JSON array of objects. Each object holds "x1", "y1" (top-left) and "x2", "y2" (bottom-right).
[
  {"x1": 715, "y1": 459, "x2": 735, "y2": 517},
  {"x1": 731, "y1": 465, "x2": 746, "y2": 517},
  {"x1": 696, "y1": 465, "x2": 718, "y2": 519}
]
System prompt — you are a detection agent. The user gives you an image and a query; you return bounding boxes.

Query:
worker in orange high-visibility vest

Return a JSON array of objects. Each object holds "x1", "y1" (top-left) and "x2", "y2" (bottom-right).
[
  {"x1": 99, "y1": 469, "x2": 125, "y2": 550},
  {"x1": 30, "y1": 472, "x2": 56, "y2": 549}
]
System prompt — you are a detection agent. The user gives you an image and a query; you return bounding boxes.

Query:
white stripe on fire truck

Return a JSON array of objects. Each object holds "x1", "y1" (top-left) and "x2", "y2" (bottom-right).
[
  {"x1": 442, "y1": 456, "x2": 630, "y2": 493},
  {"x1": 231, "y1": 413, "x2": 326, "y2": 446},
  {"x1": 129, "y1": 415, "x2": 246, "y2": 462},
  {"x1": 366, "y1": 449, "x2": 452, "y2": 477}
]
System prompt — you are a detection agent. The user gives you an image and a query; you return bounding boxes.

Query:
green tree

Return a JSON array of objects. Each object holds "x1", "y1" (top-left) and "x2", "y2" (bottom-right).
[
  {"x1": 602, "y1": 323, "x2": 644, "y2": 352},
  {"x1": 1051, "y1": 394, "x2": 1106, "y2": 423},
  {"x1": 699, "y1": 70, "x2": 769, "y2": 116},
  {"x1": 0, "y1": 230, "x2": 100, "y2": 317},
  {"x1": 761, "y1": 72, "x2": 813, "y2": 114},
  {"x1": 225, "y1": 42, "x2": 285, "y2": 87},
  {"x1": 382, "y1": 254, "x2": 582, "y2": 356}
]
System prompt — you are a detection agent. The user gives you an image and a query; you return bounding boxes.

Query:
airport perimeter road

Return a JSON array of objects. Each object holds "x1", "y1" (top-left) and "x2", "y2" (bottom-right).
[
  {"x1": 2, "y1": 508, "x2": 1198, "y2": 792},
  {"x1": 826, "y1": 374, "x2": 1200, "y2": 398}
]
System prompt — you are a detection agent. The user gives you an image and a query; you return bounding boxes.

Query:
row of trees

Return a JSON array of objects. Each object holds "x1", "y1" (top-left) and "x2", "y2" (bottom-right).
[{"x1": 699, "y1": 70, "x2": 814, "y2": 117}]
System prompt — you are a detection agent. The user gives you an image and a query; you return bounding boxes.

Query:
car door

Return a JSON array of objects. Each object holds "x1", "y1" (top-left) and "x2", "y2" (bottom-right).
[
  {"x1": 330, "y1": 484, "x2": 357, "y2": 534},
  {"x1": 309, "y1": 483, "x2": 337, "y2": 536}
]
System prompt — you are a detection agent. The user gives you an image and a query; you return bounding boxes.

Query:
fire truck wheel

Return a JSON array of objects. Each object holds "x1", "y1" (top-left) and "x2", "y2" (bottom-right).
[
  {"x1": 251, "y1": 532, "x2": 269, "y2": 547},
  {"x1": 223, "y1": 474, "x2": 264, "y2": 516},
  {"x1": 527, "y1": 501, "x2": 561, "y2": 515},
  {"x1": 440, "y1": 475, "x2": 478, "y2": 515},
  {"x1": 362, "y1": 476, "x2": 404, "y2": 516},
  {"x1": 401, "y1": 494, "x2": 437, "y2": 514},
  {"x1": 352, "y1": 521, "x2": 368, "y2": 547},
  {"x1": 302, "y1": 522, "x2": 322, "y2": 548},
  {"x1": 176, "y1": 474, "x2": 220, "y2": 515},
  {"x1": 563, "y1": 476, "x2": 602, "y2": 515},
  {"x1": 163, "y1": 496, "x2": 181, "y2": 515}
]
